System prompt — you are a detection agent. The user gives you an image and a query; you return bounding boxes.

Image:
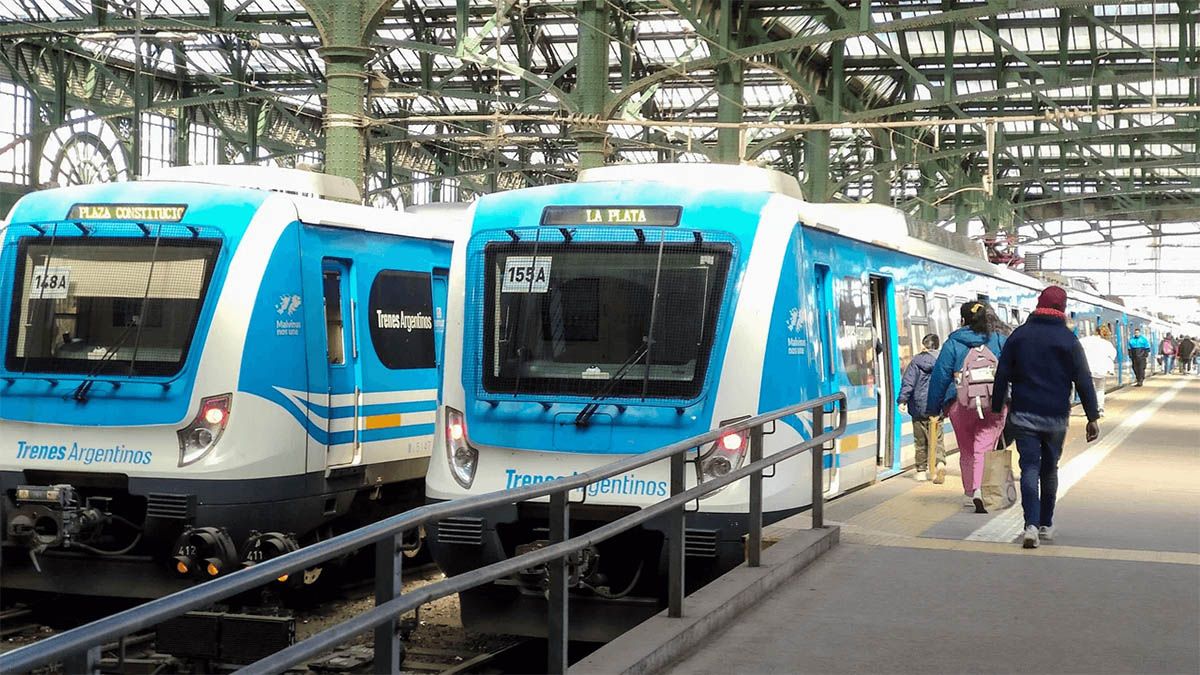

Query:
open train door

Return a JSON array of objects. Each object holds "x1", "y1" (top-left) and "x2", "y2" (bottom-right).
[
  {"x1": 869, "y1": 276, "x2": 898, "y2": 474},
  {"x1": 813, "y1": 264, "x2": 838, "y2": 495},
  {"x1": 322, "y1": 258, "x2": 361, "y2": 469}
]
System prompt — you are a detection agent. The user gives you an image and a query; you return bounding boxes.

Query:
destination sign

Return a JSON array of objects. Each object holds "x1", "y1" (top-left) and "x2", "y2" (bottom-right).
[
  {"x1": 67, "y1": 203, "x2": 188, "y2": 222},
  {"x1": 541, "y1": 205, "x2": 681, "y2": 227}
]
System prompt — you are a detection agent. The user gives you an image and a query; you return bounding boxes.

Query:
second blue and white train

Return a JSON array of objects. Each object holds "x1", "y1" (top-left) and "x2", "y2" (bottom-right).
[{"x1": 425, "y1": 163, "x2": 1172, "y2": 640}]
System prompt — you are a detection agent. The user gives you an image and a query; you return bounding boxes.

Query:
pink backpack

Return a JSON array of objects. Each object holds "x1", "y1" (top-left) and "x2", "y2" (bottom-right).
[{"x1": 956, "y1": 345, "x2": 999, "y2": 418}]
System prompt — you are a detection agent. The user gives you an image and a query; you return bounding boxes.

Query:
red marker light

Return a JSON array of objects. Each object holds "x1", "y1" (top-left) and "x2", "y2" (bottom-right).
[{"x1": 721, "y1": 433, "x2": 743, "y2": 452}]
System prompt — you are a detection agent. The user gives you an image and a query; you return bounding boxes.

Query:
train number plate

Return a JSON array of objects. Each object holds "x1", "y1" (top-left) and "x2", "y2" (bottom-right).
[
  {"x1": 501, "y1": 256, "x2": 552, "y2": 293},
  {"x1": 30, "y1": 265, "x2": 70, "y2": 299}
]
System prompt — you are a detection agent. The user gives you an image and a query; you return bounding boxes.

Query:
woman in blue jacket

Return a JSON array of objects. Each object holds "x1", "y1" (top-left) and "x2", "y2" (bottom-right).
[{"x1": 926, "y1": 301, "x2": 1007, "y2": 512}]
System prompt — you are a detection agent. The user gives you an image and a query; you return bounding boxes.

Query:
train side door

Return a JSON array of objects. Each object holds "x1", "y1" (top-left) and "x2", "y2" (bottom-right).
[
  {"x1": 869, "y1": 276, "x2": 897, "y2": 472},
  {"x1": 322, "y1": 258, "x2": 361, "y2": 468},
  {"x1": 813, "y1": 264, "x2": 837, "y2": 493},
  {"x1": 431, "y1": 268, "x2": 449, "y2": 394}
]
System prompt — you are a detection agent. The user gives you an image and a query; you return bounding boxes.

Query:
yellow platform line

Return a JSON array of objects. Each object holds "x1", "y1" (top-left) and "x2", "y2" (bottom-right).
[{"x1": 842, "y1": 524, "x2": 1200, "y2": 566}]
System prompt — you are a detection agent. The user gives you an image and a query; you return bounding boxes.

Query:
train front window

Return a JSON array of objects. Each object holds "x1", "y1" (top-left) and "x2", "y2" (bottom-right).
[
  {"x1": 483, "y1": 241, "x2": 732, "y2": 399},
  {"x1": 6, "y1": 237, "x2": 220, "y2": 376}
]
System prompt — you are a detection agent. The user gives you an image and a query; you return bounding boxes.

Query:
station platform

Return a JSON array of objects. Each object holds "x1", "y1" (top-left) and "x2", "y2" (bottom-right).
[{"x1": 580, "y1": 375, "x2": 1200, "y2": 675}]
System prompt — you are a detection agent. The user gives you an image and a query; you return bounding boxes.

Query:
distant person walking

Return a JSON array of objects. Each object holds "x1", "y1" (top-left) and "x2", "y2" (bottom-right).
[
  {"x1": 1127, "y1": 327, "x2": 1151, "y2": 386},
  {"x1": 992, "y1": 286, "x2": 1100, "y2": 549},
  {"x1": 1079, "y1": 326, "x2": 1116, "y2": 418},
  {"x1": 898, "y1": 333, "x2": 946, "y2": 483},
  {"x1": 1160, "y1": 333, "x2": 1176, "y2": 374},
  {"x1": 927, "y1": 301, "x2": 1007, "y2": 513},
  {"x1": 1177, "y1": 336, "x2": 1196, "y2": 374}
]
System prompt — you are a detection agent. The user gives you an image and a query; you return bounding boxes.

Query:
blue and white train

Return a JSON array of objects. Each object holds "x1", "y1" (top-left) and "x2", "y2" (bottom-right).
[
  {"x1": 426, "y1": 163, "x2": 1169, "y2": 640},
  {"x1": 0, "y1": 167, "x2": 459, "y2": 597}
]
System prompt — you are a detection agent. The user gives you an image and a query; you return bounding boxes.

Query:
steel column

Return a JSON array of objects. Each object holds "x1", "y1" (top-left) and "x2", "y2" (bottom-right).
[
  {"x1": 572, "y1": 0, "x2": 610, "y2": 169},
  {"x1": 319, "y1": 45, "x2": 372, "y2": 192},
  {"x1": 715, "y1": 0, "x2": 744, "y2": 163}
]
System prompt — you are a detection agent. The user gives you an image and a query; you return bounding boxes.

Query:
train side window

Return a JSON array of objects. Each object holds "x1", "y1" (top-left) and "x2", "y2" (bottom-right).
[
  {"x1": 322, "y1": 270, "x2": 346, "y2": 365},
  {"x1": 931, "y1": 295, "x2": 952, "y2": 341},
  {"x1": 836, "y1": 276, "x2": 875, "y2": 387},
  {"x1": 905, "y1": 290, "x2": 930, "y2": 361},
  {"x1": 367, "y1": 270, "x2": 437, "y2": 370}
]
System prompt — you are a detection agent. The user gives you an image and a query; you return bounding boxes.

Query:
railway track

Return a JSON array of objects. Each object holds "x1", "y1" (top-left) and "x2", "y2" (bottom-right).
[
  {"x1": 0, "y1": 563, "x2": 549, "y2": 674},
  {"x1": 0, "y1": 605, "x2": 38, "y2": 642}
]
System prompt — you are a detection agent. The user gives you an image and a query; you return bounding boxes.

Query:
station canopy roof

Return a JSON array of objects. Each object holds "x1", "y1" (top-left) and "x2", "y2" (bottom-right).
[{"x1": 0, "y1": 0, "x2": 1197, "y2": 251}]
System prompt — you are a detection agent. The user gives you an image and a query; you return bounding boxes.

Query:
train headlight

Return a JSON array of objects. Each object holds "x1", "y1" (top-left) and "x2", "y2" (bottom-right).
[
  {"x1": 177, "y1": 393, "x2": 232, "y2": 467},
  {"x1": 444, "y1": 407, "x2": 478, "y2": 489},
  {"x1": 696, "y1": 417, "x2": 750, "y2": 499}
]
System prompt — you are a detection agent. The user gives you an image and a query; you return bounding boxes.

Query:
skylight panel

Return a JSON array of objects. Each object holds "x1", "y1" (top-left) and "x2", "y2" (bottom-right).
[
  {"x1": 235, "y1": 0, "x2": 306, "y2": 12},
  {"x1": 911, "y1": 30, "x2": 942, "y2": 56},
  {"x1": 844, "y1": 35, "x2": 878, "y2": 57}
]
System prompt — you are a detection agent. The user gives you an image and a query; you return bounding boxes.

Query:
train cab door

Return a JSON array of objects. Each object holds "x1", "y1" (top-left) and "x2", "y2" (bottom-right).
[
  {"x1": 322, "y1": 259, "x2": 361, "y2": 468},
  {"x1": 431, "y1": 268, "x2": 449, "y2": 394},
  {"x1": 813, "y1": 264, "x2": 838, "y2": 494},
  {"x1": 869, "y1": 276, "x2": 897, "y2": 473}
]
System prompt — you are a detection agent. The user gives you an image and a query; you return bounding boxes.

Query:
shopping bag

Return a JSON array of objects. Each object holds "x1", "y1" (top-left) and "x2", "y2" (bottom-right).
[{"x1": 981, "y1": 447, "x2": 1017, "y2": 510}]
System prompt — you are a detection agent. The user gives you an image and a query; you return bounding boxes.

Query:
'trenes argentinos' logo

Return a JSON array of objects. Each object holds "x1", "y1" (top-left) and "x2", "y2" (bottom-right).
[
  {"x1": 16, "y1": 440, "x2": 152, "y2": 465},
  {"x1": 375, "y1": 309, "x2": 433, "y2": 332}
]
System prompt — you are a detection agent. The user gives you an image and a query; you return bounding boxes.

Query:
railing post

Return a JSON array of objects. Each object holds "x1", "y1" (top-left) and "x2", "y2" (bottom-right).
[
  {"x1": 747, "y1": 424, "x2": 764, "y2": 567},
  {"x1": 811, "y1": 406, "x2": 825, "y2": 529},
  {"x1": 668, "y1": 451, "x2": 685, "y2": 618},
  {"x1": 374, "y1": 532, "x2": 404, "y2": 674},
  {"x1": 62, "y1": 646, "x2": 98, "y2": 674},
  {"x1": 548, "y1": 491, "x2": 569, "y2": 675}
]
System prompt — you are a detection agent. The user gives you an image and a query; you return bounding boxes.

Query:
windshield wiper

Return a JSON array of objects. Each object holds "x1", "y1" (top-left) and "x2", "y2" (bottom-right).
[
  {"x1": 72, "y1": 320, "x2": 138, "y2": 402},
  {"x1": 574, "y1": 341, "x2": 650, "y2": 427}
]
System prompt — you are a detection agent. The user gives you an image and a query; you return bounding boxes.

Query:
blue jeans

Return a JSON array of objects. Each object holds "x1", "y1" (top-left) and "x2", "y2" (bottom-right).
[{"x1": 1012, "y1": 427, "x2": 1066, "y2": 528}]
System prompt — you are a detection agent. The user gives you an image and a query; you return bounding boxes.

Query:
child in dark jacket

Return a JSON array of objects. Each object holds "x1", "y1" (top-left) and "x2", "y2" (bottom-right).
[
  {"x1": 898, "y1": 334, "x2": 946, "y2": 483},
  {"x1": 992, "y1": 286, "x2": 1100, "y2": 549}
]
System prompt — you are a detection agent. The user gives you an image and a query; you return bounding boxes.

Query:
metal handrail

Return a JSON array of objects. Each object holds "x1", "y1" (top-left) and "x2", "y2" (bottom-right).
[{"x1": 0, "y1": 392, "x2": 847, "y2": 675}]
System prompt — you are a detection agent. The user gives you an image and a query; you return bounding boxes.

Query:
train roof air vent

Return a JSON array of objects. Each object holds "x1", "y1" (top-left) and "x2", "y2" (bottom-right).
[
  {"x1": 578, "y1": 163, "x2": 805, "y2": 200},
  {"x1": 144, "y1": 166, "x2": 363, "y2": 204}
]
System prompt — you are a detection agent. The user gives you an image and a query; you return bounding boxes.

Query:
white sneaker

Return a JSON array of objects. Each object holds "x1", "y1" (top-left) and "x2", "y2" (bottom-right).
[
  {"x1": 1022, "y1": 525, "x2": 1040, "y2": 548},
  {"x1": 971, "y1": 489, "x2": 987, "y2": 513},
  {"x1": 916, "y1": 471, "x2": 928, "y2": 481},
  {"x1": 1038, "y1": 525, "x2": 1055, "y2": 542},
  {"x1": 963, "y1": 495, "x2": 975, "y2": 507}
]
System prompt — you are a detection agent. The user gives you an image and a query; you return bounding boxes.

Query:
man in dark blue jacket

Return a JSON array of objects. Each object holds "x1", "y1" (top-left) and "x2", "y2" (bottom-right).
[
  {"x1": 897, "y1": 333, "x2": 945, "y2": 483},
  {"x1": 992, "y1": 286, "x2": 1100, "y2": 549}
]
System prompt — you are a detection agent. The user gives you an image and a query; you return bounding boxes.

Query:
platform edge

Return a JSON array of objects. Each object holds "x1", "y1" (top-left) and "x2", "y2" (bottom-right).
[{"x1": 570, "y1": 524, "x2": 840, "y2": 675}]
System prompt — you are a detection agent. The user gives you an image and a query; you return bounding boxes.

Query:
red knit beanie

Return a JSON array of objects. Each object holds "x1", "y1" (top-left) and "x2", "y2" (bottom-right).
[{"x1": 1037, "y1": 286, "x2": 1068, "y2": 311}]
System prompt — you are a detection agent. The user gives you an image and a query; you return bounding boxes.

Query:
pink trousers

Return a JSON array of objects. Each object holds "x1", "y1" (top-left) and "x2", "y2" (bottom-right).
[{"x1": 947, "y1": 401, "x2": 1007, "y2": 494}]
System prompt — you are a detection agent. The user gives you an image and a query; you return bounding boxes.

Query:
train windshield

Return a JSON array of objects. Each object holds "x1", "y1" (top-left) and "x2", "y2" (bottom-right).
[
  {"x1": 483, "y1": 241, "x2": 732, "y2": 399},
  {"x1": 6, "y1": 236, "x2": 221, "y2": 377}
]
